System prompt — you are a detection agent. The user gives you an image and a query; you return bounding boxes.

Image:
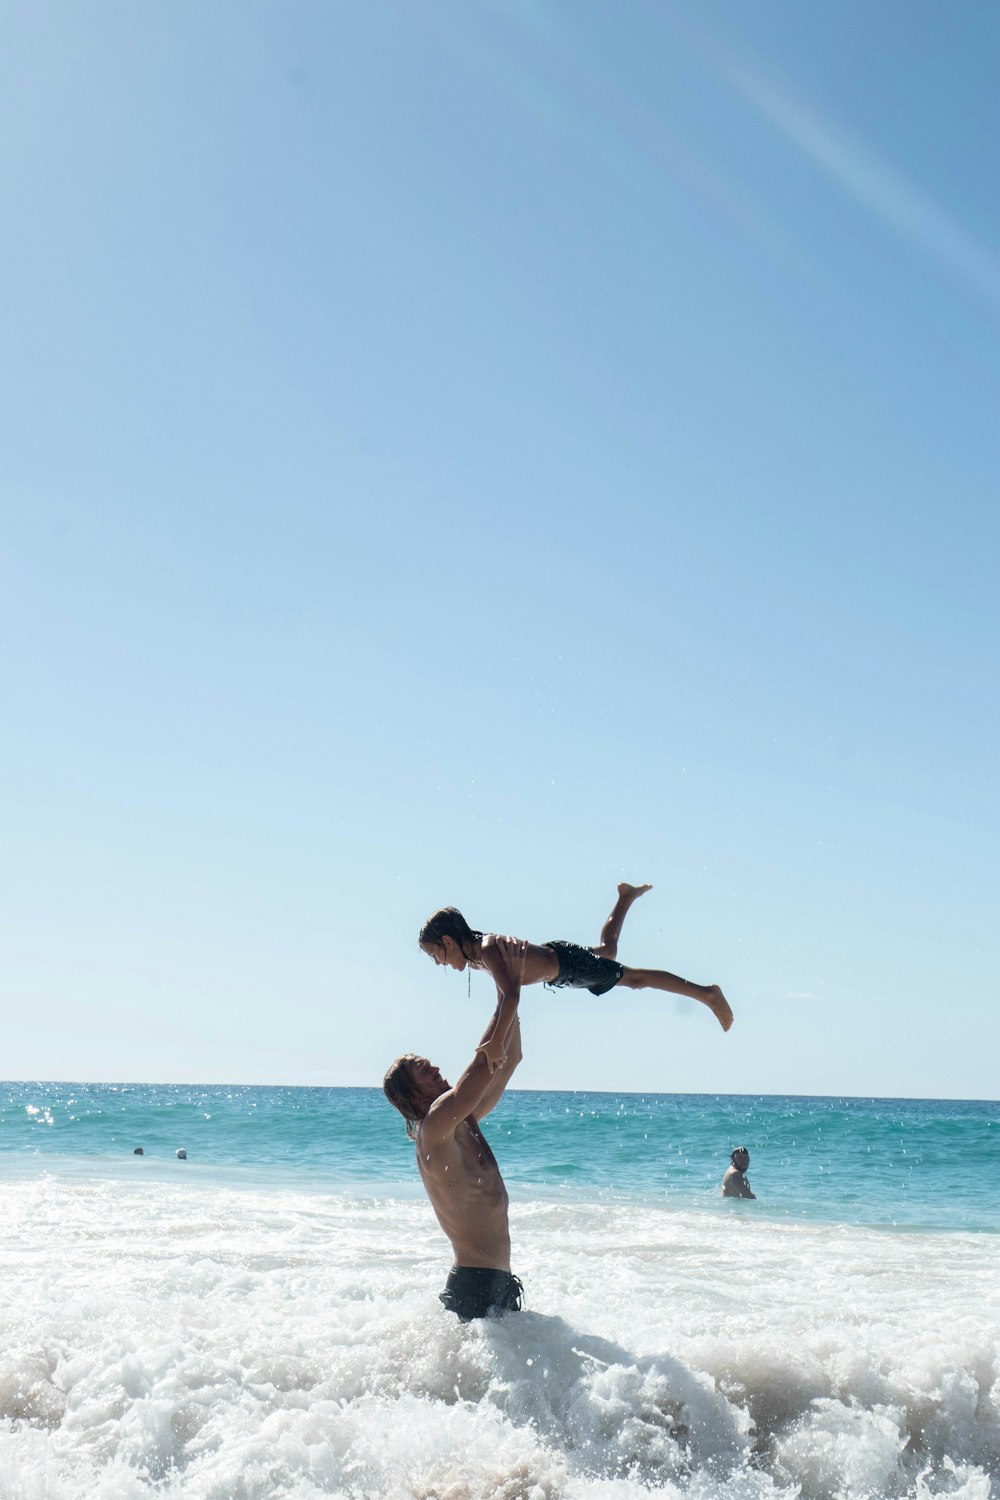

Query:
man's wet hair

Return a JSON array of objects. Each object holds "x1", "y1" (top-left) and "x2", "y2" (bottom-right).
[
  {"x1": 731, "y1": 1146, "x2": 750, "y2": 1166},
  {"x1": 383, "y1": 1055, "x2": 425, "y2": 1140},
  {"x1": 419, "y1": 907, "x2": 483, "y2": 961}
]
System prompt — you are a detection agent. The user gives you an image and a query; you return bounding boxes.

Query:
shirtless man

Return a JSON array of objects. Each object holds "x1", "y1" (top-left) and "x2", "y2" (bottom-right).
[
  {"x1": 383, "y1": 1006, "x2": 524, "y2": 1320},
  {"x1": 721, "y1": 1146, "x2": 756, "y2": 1199}
]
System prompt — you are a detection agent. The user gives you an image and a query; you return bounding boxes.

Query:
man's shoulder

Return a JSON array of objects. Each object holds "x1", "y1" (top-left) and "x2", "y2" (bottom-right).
[
  {"x1": 418, "y1": 1101, "x2": 471, "y2": 1149},
  {"x1": 417, "y1": 1105, "x2": 453, "y2": 1143}
]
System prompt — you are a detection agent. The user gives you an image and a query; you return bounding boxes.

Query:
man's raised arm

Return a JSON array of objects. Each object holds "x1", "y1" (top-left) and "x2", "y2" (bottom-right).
[
  {"x1": 475, "y1": 1014, "x2": 522, "y2": 1121},
  {"x1": 420, "y1": 1004, "x2": 511, "y2": 1145}
]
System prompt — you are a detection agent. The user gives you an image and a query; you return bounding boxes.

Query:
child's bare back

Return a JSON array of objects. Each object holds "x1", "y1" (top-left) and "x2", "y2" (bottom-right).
[
  {"x1": 419, "y1": 883, "x2": 733, "y2": 1073},
  {"x1": 476, "y1": 935, "x2": 559, "y2": 988}
]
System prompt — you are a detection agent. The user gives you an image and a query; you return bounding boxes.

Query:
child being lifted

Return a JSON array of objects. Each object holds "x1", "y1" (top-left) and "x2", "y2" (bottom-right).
[{"x1": 419, "y1": 882, "x2": 733, "y2": 1072}]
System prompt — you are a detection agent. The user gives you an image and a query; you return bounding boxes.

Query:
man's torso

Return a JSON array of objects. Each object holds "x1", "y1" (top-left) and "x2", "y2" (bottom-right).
[
  {"x1": 417, "y1": 1115, "x2": 511, "y2": 1269},
  {"x1": 722, "y1": 1167, "x2": 753, "y2": 1198}
]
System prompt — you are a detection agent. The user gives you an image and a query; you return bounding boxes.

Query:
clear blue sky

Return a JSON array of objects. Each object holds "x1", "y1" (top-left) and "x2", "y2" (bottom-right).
[{"x1": 2, "y1": 1, "x2": 997, "y2": 1097}]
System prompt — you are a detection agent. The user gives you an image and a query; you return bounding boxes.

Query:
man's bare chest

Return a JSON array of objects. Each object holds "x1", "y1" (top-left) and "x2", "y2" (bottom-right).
[{"x1": 419, "y1": 1121, "x2": 502, "y2": 1194}]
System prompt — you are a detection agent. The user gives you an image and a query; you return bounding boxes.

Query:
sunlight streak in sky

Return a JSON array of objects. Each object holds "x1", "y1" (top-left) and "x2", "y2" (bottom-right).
[
  {"x1": 707, "y1": 45, "x2": 1000, "y2": 320},
  {"x1": 422, "y1": 0, "x2": 813, "y2": 283}
]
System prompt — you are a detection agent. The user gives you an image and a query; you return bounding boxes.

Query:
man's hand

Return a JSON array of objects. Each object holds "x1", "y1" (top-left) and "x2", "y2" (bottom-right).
[{"x1": 475, "y1": 1035, "x2": 507, "y2": 1075}]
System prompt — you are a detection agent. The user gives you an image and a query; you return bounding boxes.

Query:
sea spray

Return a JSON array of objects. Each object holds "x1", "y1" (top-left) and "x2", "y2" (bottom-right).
[{"x1": 1, "y1": 1166, "x2": 998, "y2": 1498}]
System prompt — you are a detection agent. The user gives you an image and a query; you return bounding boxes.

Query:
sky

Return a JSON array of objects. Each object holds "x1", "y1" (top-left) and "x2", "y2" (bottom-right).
[{"x1": 2, "y1": 1, "x2": 997, "y2": 1098}]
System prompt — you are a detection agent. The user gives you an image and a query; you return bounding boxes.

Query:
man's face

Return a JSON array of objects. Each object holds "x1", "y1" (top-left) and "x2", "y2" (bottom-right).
[
  {"x1": 421, "y1": 936, "x2": 467, "y2": 972},
  {"x1": 408, "y1": 1056, "x2": 448, "y2": 1100},
  {"x1": 732, "y1": 1150, "x2": 750, "y2": 1172}
]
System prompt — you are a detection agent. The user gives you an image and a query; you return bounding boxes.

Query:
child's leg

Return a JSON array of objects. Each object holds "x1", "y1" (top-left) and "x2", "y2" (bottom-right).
[
  {"x1": 593, "y1": 882, "x2": 652, "y2": 960},
  {"x1": 618, "y1": 966, "x2": 733, "y2": 1032}
]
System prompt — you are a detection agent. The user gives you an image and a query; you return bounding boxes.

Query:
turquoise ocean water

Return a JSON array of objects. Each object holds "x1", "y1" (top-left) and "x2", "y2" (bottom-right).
[
  {"x1": 3, "y1": 1081, "x2": 997, "y2": 1231},
  {"x1": 3, "y1": 1081, "x2": 1000, "y2": 1498}
]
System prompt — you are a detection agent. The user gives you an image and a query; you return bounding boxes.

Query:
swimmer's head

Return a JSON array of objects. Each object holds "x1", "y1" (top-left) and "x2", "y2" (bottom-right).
[
  {"x1": 731, "y1": 1146, "x2": 750, "y2": 1170},
  {"x1": 419, "y1": 907, "x2": 483, "y2": 968},
  {"x1": 383, "y1": 1054, "x2": 446, "y2": 1139}
]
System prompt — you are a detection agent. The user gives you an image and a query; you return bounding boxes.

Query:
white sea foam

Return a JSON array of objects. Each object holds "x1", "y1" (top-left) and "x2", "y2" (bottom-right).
[{"x1": 0, "y1": 1173, "x2": 997, "y2": 1498}]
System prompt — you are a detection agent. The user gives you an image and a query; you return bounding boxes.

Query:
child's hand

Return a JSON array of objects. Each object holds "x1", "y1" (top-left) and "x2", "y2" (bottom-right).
[{"x1": 475, "y1": 1035, "x2": 507, "y2": 1075}]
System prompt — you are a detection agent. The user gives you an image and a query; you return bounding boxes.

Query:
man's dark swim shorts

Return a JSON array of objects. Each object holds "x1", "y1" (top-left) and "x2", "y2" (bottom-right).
[
  {"x1": 546, "y1": 939, "x2": 624, "y2": 997},
  {"x1": 439, "y1": 1266, "x2": 524, "y2": 1322}
]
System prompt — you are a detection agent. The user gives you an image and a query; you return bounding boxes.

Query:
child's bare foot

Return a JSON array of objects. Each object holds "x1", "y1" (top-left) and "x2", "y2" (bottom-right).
[
  {"x1": 618, "y1": 882, "x2": 652, "y2": 901},
  {"x1": 707, "y1": 985, "x2": 733, "y2": 1032}
]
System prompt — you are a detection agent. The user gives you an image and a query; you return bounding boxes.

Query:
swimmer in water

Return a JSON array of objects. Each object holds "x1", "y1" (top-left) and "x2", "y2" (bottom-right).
[
  {"x1": 419, "y1": 882, "x2": 733, "y2": 1073},
  {"x1": 721, "y1": 1146, "x2": 756, "y2": 1199}
]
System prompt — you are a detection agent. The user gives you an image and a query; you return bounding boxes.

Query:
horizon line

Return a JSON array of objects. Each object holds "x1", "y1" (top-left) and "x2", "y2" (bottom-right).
[{"x1": 2, "y1": 1078, "x2": 996, "y2": 1107}]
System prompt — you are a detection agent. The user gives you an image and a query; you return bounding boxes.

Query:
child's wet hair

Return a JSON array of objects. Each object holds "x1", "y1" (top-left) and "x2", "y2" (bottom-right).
[{"x1": 419, "y1": 907, "x2": 483, "y2": 961}]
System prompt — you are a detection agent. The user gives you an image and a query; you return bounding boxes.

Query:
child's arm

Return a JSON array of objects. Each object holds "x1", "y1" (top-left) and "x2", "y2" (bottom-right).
[{"x1": 474, "y1": 941, "x2": 522, "y2": 1074}]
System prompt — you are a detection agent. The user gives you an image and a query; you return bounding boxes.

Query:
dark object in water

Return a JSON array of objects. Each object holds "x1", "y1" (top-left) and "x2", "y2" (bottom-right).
[
  {"x1": 176, "y1": 1148, "x2": 187, "y2": 1160},
  {"x1": 133, "y1": 1147, "x2": 144, "y2": 1155}
]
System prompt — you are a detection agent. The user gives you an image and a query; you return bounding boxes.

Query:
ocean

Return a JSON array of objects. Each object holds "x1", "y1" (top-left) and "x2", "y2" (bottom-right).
[{"x1": 1, "y1": 1082, "x2": 998, "y2": 1499}]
